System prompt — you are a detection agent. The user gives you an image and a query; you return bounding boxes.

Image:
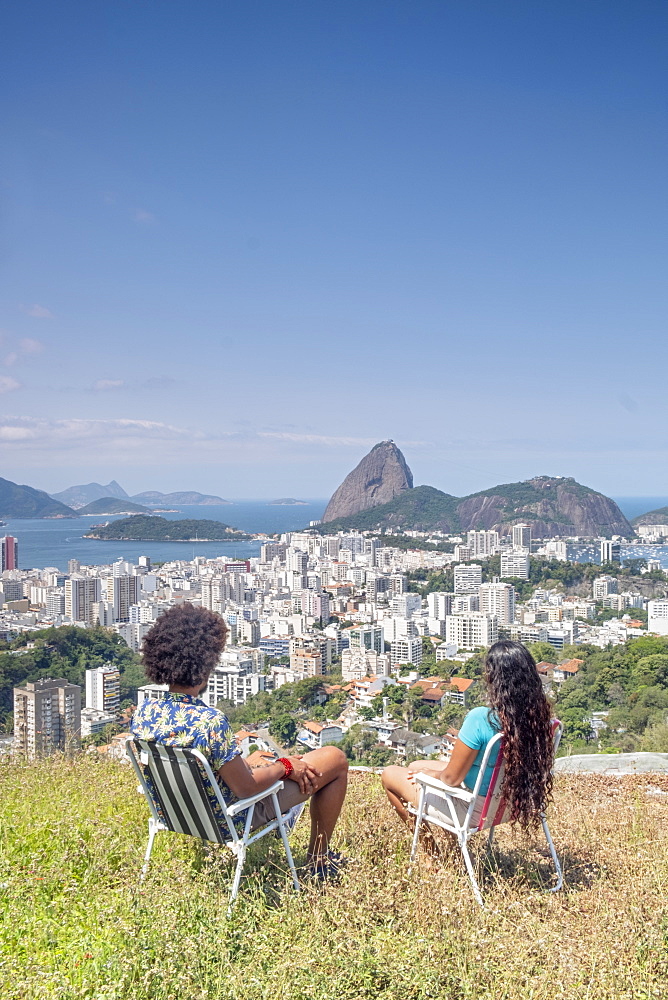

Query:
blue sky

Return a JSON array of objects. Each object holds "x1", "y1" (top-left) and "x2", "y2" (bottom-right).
[{"x1": 1, "y1": 1, "x2": 666, "y2": 499}]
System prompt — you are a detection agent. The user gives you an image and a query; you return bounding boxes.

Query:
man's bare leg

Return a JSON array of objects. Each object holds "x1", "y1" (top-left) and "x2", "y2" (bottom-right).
[{"x1": 298, "y1": 746, "x2": 349, "y2": 864}]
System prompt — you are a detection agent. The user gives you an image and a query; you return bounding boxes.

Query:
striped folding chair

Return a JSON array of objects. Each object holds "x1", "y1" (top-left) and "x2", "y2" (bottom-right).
[
  {"x1": 408, "y1": 721, "x2": 563, "y2": 906},
  {"x1": 126, "y1": 737, "x2": 300, "y2": 908}
]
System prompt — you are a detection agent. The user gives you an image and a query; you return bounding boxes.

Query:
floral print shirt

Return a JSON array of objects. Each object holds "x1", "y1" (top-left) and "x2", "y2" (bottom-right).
[{"x1": 130, "y1": 692, "x2": 244, "y2": 831}]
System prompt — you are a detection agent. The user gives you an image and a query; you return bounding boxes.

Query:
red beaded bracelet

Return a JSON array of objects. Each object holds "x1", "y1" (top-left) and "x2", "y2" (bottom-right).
[{"x1": 277, "y1": 757, "x2": 293, "y2": 778}]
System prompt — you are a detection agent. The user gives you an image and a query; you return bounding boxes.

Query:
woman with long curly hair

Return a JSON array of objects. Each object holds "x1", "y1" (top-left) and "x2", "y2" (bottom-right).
[{"x1": 381, "y1": 640, "x2": 554, "y2": 840}]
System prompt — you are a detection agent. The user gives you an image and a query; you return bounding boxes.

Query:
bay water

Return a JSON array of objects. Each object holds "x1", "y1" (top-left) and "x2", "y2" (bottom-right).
[{"x1": 4, "y1": 497, "x2": 668, "y2": 573}]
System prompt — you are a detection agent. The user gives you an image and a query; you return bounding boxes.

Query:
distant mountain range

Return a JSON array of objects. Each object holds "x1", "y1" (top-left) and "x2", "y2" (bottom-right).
[
  {"x1": 0, "y1": 478, "x2": 77, "y2": 519},
  {"x1": 50, "y1": 481, "x2": 129, "y2": 508},
  {"x1": 49, "y1": 482, "x2": 230, "y2": 509},
  {"x1": 318, "y1": 443, "x2": 634, "y2": 538}
]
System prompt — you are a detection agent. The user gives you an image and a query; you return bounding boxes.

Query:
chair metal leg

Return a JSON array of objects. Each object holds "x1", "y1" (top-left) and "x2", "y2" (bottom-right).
[
  {"x1": 272, "y1": 793, "x2": 300, "y2": 892},
  {"x1": 460, "y1": 837, "x2": 484, "y2": 907},
  {"x1": 227, "y1": 847, "x2": 246, "y2": 914},
  {"x1": 408, "y1": 788, "x2": 427, "y2": 873},
  {"x1": 140, "y1": 819, "x2": 159, "y2": 881},
  {"x1": 541, "y1": 814, "x2": 563, "y2": 893}
]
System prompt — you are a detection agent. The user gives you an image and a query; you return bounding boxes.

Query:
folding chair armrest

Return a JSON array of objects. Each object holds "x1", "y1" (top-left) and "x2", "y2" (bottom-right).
[
  {"x1": 226, "y1": 780, "x2": 286, "y2": 815},
  {"x1": 413, "y1": 772, "x2": 474, "y2": 802}
]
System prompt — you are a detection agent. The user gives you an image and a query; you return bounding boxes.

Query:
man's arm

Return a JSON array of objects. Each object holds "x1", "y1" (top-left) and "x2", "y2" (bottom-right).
[{"x1": 218, "y1": 753, "x2": 322, "y2": 798}]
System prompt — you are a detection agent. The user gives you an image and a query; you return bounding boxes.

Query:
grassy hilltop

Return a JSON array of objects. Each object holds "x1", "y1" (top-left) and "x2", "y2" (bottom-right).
[{"x1": 1, "y1": 753, "x2": 667, "y2": 1000}]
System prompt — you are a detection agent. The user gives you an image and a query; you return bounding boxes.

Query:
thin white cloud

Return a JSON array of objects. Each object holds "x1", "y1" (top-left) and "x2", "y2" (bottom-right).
[
  {"x1": 21, "y1": 304, "x2": 54, "y2": 319},
  {"x1": 0, "y1": 416, "x2": 188, "y2": 448},
  {"x1": 3, "y1": 353, "x2": 18, "y2": 367},
  {"x1": 0, "y1": 376, "x2": 21, "y2": 394},
  {"x1": 134, "y1": 209, "x2": 155, "y2": 224},
  {"x1": 258, "y1": 432, "x2": 378, "y2": 447},
  {"x1": 93, "y1": 379, "x2": 125, "y2": 391},
  {"x1": 19, "y1": 338, "x2": 44, "y2": 355}
]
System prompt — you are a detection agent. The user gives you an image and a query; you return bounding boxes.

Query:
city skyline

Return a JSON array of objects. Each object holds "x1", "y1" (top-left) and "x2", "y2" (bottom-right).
[{"x1": 1, "y1": 2, "x2": 666, "y2": 497}]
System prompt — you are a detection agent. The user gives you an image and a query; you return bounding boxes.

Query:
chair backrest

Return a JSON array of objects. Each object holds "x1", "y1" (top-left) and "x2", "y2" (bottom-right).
[
  {"x1": 127, "y1": 737, "x2": 234, "y2": 845},
  {"x1": 470, "y1": 719, "x2": 562, "y2": 833}
]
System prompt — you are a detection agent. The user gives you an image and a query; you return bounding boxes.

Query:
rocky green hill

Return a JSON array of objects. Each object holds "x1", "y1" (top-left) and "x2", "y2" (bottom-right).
[
  {"x1": 84, "y1": 515, "x2": 250, "y2": 541},
  {"x1": 0, "y1": 477, "x2": 76, "y2": 518},
  {"x1": 77, "y1": 497, "x2": 151, "y2": 515},
  {"x1": 632, "y1": 506, "x2": 668, "y2": 526},
  {"x1": 318, "y1": 476, "x2": 632, "y2": 537}
]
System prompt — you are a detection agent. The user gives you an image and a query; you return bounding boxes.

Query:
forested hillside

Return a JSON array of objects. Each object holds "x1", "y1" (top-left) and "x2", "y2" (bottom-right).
[{"x1": 0, "y1": 627, "x2": 145, "y2": 730}]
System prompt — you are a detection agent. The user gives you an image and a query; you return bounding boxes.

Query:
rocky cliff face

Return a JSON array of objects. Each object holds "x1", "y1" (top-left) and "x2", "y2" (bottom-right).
[{"x1": 322, "y1": 441, "x2": 413, "y2": 522}]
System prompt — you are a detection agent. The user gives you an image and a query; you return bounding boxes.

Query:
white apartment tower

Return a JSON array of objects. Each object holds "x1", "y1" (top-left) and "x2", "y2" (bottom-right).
[
  {"x1": 479, "y1": 581, "x2": 516, "y2": 625},
  {"x1": 341, "y1": 647, "x2": 391, "y2": 682},
  {"x1": 103, "y1": 574, "x2": 140, "y2": 622},
  {"x1": 390, "y1": 636, "x2": 423, "y2": 670},
  {"x1": 600, "y1": 539, "x2": 621, "y2": 564},
  {"x1": 446, "y1": 613, "x2": 498, "y2": 651},
  {"x1": 85, "y1": 662, "x2": 120, "y2": 714},
  {"x1": 454, "y1": 564, "x2": 483, "y2": 594},
  {"x1": 593, "y1": 575, "x2": 618, "y2": 600},
  {"x1": 65, "y1": 576, "x2": 101, "y2": 624},
  {"x1": 466, "y1": 531, "x2": 500, "y2": 558},
  {"x1": 427, "y1": 592, "x2": 454, "y2": 619},
  {"x1": 648, "y1": 600, "x2": 668, "y2": 635},
  {"x1": 500, "y1": 551, "x2": 530, "y2": 580}
]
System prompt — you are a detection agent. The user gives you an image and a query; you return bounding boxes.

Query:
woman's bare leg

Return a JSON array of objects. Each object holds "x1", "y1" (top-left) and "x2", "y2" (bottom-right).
[{"x1": 381, "y1": 762, "x2": 446, "y2": 857}]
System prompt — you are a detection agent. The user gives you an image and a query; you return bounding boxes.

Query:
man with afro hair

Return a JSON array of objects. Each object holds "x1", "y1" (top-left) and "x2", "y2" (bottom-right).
[{"x1": 131, "y1": 603, "x2": 348, "y2": 877}]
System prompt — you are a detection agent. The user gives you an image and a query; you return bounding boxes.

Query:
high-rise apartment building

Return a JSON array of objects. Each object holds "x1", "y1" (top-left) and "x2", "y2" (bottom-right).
[
  {"x1": 103, "y1": 574, "x2": 139, "y2": 622},
  {"x1": 512, "y1": 524, "x2": 532, "y2": 550},
  {"x1": 500, "y1": 551, "x2": 530, "y2": 580},
  {"x1": 600, "y1": 539, "x2": 621, "y2": 564},
  {"x1": 0, "y1": 579, "x2": 24, "y2": 602},
  {"x1": 427, "y1": 592, "x2": 455, "y2": 619},
  {"x1": 445, "y1": 613, "x2": 498, "y2": 650},
  {"x1": 389, "y1": 593, "x2": 422, "y2": 618},
  {"x1": 1, "y1": 535, "x2": 18, "y2": 571},
  {"x1": 85, "y1": 662, "x2": 120, "y2": 714},
  {"x1": 286, "y1": 549, "x2": 308, "y2": 575},
  {"x1": 65, "y1": 576, "x2": 101, "y2": 624},
  {"x1": 13, "y1": 677, "x2": 81, "y2": 756},
  {"x1": 454, "y1": 564, "x2": 483, "y2": 594},
  {"x1": 390, "y1": 636, "x2": 423, "y2": 669},
  {"x1": 479, "y1": 581, "x2": 516, "y2": 625},
  {"x1": 289, "y1": 636, "x2": 325, "y2": 677},
  {"x1": 648, "y1": 600, "x2": 668, "y2": 635},
  {"x1": 466, "y1": 531, "x2": 500, "y2": 558},
  {"x1": 349, "y1": 624, "x2": 384, "y2": 654},
  {"x1": 593, "y1": 575, "x2": 618, "y2": 600}
]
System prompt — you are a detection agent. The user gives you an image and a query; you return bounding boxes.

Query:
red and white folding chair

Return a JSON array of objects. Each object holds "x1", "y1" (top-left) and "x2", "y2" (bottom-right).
[{"x1": 408, "y1": 721, "x2": 563, "y2": 905}]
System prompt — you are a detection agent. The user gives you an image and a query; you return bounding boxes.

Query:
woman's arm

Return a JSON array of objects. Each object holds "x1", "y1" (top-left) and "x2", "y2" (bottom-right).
[{"x1": 437, "y1": 739, "x2": 478, "y2": 787}]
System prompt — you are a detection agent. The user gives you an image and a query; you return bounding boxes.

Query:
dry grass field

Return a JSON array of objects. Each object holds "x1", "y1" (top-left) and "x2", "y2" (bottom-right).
[{"x1": 1, "y1": 752, "x2": 667, "y2": 999}]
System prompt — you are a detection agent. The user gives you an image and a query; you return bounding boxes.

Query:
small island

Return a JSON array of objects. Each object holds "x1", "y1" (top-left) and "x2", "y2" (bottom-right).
[
  {"x1": 84, "y1": 515, "x2": 251, "y2": 542},
  {"x1": 268, "y1": 498, "x2": 308, "y2": 505}
]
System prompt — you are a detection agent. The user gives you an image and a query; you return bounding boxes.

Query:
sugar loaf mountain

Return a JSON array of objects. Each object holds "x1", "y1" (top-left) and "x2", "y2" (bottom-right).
[{"x1": 317, "y1": 441, "x2": 633, "y2": 537}]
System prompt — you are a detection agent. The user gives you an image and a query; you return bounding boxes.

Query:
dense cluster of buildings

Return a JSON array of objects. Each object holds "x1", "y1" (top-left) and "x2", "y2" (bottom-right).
[{"x1": 4, "y1": 523, "x2": 668, "y2": 756}]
